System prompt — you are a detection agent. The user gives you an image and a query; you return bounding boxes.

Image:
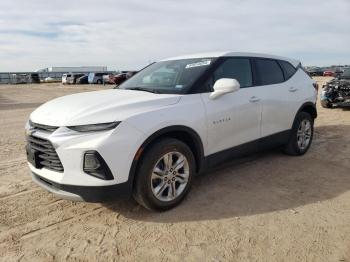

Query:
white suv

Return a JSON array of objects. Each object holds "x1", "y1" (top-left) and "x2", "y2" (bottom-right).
[{"x1": 25, "y1": 52, "x2": 317, "y2": 211}]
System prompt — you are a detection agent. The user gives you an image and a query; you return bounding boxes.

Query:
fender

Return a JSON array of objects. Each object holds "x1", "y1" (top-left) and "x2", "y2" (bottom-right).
[
  {"x1": 290, "y1": 102, "x2": 317, "y2": 131},
  {"x1": 127, "y1": 125, "x2": 205, "y2": 192},
  {"x1": 296, "y1": 102, "x2": 317, "y2": 119}
]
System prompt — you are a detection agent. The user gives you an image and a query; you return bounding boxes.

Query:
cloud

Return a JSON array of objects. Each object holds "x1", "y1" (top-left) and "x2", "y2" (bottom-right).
[{"x1": 0, "y1": 0, "x2": 349, "y2": 71}]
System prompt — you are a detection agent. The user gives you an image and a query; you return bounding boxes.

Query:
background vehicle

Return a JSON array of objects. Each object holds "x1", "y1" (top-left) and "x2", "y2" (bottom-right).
[
  {"x1": 307, "y1": 67, "x2": 324, "y2": 76},
  {"x1": 26, "y1": 52, "x2": 317, "y2": 211},
  {"x1": 321, "y1": 69, "x2": 350, "y2": 108},
  {"x1": 10, "y1": 73, "x2": 28, "y2": 84},
  {"x1": 334, "y1": 68, "x2": 344, "y2": 78},
  {"x1": 76, "y1": 75, "x2": 88, "y2": 84},
  {"x1": 112, "y1": 73, "x2": 127, "y2": 85},
  {"x1": 61, "y1": 73, "x2": 72, "y2": 84},
  {"x1": 323, "y1": 70, "x2": 334, "y2": 77},
  {"x1": 88, "y1": 72, "x2": 108, "y2": 84},
  {"x1": 109, "y1": 71, "x2": 138, "y2": 85},
  {"x1": 30, "y1": 73, "x2": 40, "y2": 83},
  {"x1": 66, "y1": 73, "x2": 85, "y2": 84},
  {"x1": 44, "y1": 77, "x2": 56, "y2": 83},
  {"x1": 102, "y1": 74, "x2": 111, "y2": 84}
]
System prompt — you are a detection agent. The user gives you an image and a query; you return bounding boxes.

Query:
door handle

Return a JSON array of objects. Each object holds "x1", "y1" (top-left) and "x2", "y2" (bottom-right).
[
  {"x1": 289, "y1": 87, "x2": 298, "y2": 92},
  {"x1": 249, "y1": 96, "x2": 260, "y2": 103}
]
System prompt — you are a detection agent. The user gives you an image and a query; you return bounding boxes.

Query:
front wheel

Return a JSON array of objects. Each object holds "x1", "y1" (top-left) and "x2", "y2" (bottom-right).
[
  {"x1": 284, "y1": 112, "x2": 314, "y2": 156},
  {"x1": 133, "y1": 138, "x2": 195, "y2": 211}
]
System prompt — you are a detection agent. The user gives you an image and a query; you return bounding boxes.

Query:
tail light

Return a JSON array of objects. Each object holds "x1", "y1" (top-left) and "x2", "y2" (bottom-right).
[{"x1": 313, "y1": 83, "x2": 319, "y2": 91}]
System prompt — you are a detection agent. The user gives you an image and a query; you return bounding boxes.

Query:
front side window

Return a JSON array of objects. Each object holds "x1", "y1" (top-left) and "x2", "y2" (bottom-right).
[
  {"x1": 255, "y1": 59, "x2": 284, "y2": 85},
  {"x1": 205, "y1": 58, "x2": 253, "y2": 91},
  {"x1": 119, "y1": 58, "x2": 215, "y2": 94}
]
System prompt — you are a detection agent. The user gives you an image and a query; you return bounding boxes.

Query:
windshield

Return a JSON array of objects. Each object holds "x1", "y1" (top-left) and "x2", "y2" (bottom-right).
[{"x1": 119, "y1": 58, "x2": 215, "y2": 94}]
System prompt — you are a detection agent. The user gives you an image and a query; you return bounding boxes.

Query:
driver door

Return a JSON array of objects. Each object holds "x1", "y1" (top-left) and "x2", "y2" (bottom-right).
[{"x1": 200, "y1": 57, "x2": 262, "y2": 157}]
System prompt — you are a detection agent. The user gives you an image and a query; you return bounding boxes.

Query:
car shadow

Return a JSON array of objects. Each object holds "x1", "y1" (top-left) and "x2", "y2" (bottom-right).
[{"x1": 104, "y1": 124, "x2": 350, "y2": 222}]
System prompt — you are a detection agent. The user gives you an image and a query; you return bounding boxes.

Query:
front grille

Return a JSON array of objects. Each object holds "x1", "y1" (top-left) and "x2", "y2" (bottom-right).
[
  {"x1": 27, "y1": 135, "x2": 64, "y2": 172},
  {"x1": 29, "y1": 120, "x2": 58, "y2": 133}
]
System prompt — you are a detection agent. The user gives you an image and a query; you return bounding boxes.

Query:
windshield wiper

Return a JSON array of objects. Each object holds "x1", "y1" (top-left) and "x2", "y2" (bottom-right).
[{"x1": 127, "y1": 87, "x2": 159, "y2": 94}]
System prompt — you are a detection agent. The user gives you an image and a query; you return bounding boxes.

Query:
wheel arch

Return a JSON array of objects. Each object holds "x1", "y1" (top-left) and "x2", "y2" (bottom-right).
[
  {"x1": 297, "y1": 102, "x2": 317, "y2": 119},
  {"x1": 128, "y1": 125, "x2": 205, "y2": 189}
]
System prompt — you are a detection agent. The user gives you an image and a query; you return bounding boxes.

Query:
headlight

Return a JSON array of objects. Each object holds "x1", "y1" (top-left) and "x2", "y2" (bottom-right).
[{"x1": 67, "y1": 121, "x2": 121, "y2": 132}]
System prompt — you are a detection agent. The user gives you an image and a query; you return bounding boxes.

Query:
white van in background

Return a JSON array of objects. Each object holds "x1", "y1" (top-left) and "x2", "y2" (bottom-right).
[{"x1": 61, "y1": 73, "x2": 72, "y2": 84}]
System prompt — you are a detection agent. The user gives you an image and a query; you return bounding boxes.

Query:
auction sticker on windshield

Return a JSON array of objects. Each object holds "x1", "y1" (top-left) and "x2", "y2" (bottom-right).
[{"x1": 185, "y1": 60, "x2": 211, "y2": 69}]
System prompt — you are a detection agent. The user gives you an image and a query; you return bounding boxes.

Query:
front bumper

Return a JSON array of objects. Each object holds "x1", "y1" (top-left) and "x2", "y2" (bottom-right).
[
  {"x1": 26, "y1": 121, "x2": 146, "y2": 201},
  {"x1": 31, "y1": 172, "x2": 132, "y2": 202}
]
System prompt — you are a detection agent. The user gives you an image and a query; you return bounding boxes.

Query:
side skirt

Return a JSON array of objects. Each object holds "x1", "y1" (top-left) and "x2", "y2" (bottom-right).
[{"x1": 200, "y1": 130, "x2": 291, "y2": 172}]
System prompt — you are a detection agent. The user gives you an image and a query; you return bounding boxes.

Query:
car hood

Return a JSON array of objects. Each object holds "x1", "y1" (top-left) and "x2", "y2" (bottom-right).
[{"x1": 30, "y1": 89, "x2": 181, "y2": 126}]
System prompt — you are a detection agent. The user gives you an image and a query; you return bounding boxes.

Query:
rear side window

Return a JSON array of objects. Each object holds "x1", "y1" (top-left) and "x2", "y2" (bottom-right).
[
  {"x1": 208, "y1": 58, "x2": 253, "y2": 89},
  {"x1": 279, "y1": 60, "x2": 297, "y2": 80},
  {"x1": 255, "y1": 59, "x2": 284, "y2": 85}
]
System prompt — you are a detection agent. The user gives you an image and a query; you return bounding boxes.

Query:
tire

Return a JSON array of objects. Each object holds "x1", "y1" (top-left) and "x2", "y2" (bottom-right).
[
  {"x1": 284, "y1": 112, "x2": 314, "y2": 156},
  {"x1": 133, "y1": 138, "x2": 195, "y2": 211},
  {"x1": 96, "y1": 79, "x2": 102, "y2": 84},
  {"x1": 321, "y1": 99, "x2": 332, "y2": 108}
]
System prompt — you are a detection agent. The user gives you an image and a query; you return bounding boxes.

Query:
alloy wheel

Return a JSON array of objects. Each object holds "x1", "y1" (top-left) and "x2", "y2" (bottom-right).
[
  {"x1": 150, "y1": 151, "x2": 189, "y2": 202},
  {"x1": 296, "y1": 119, "x2": 312, "y2": 150}
]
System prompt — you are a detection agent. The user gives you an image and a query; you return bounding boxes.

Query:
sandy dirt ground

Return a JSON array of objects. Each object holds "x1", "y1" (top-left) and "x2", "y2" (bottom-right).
[{"x1": 0, "y1": 78, "x2": 349, "y2": 261}]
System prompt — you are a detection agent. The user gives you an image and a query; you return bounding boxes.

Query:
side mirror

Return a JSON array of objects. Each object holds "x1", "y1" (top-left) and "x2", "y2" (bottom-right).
[{"x1": 210, "y1": 78, "x2": 240, "y2": 100}]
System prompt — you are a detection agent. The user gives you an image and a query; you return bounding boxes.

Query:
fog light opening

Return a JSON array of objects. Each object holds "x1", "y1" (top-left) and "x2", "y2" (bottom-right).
[
  {"x1": 84, "y1": 153, "x2": 101, "y2": 170},
  {"x1": 83, "y1": 151, "x2": 114, "y2": 180}
]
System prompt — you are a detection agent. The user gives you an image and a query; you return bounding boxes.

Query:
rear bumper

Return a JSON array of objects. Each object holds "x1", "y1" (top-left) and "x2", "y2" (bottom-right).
[{"x1": 31, "y1": 172, "x2": 132, "y2": 202}]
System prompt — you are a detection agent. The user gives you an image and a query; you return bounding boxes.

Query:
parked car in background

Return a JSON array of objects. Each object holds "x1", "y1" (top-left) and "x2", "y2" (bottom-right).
[
  {"x1": 102, "y1": 74, "x2": 111, "y2": 84},
  {"x1": 323, "y1": 70, "x2": 334, "y2": 77},
  {"x1": 307, "y1": 67, "x2": 324, "y2": 77},
  {"x1": 112, "y1": 73, "x2": 128, "y2": 85},
  {"x1": 44, "y1": 77, "x2": 56, "y2": 83},
  {"x1": 88, "y1": 72, "x2": 108, "y2": 84},
  {"x1": 26, "y1": 52, "x2": 317, "y2": 211},
  {"x1": 334, "y1": 68, "x2": 344, "y2": 78},
  {"x1": 62, "y1": 74, "x2": 70, "y2": 84},
  {"x1": 108, "y1": 71, "x2": 138, "y2": 85},
  {"x1": 66, "y1": 73, "x2": 85, "y2": 84},
  {"x1": 10, "y1": 74, "x2": 28, "y2": 84},
  {"x1": 340, "y1": 68, "x2": 350, "y2": 80},
  {"x1": 321, "y1": 68, "x2": 350, "y2": 108},
  {"x1": 76, "y1": 75, "x2": 89, "y2": 84},
  {"x1": 62, "y1": 74, "x2": 72, "y2": 84},
  {"x1": 30, "y1": 73, "x2": 40, "y2": 83}
]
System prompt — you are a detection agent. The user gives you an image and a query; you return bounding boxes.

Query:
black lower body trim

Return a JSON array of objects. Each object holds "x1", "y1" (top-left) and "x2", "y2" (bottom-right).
[
  {"x1": 32, "y1": 173, "x2": 132, "y2": 202},
  {"x1": 202, "y1": 130, "x2": 291, "y2": 170}
]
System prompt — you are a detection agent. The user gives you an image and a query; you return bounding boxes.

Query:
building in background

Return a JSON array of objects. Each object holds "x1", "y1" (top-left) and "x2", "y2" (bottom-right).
[{"x1": 37, "y1": 66, "x2": 108, "y2": 73}]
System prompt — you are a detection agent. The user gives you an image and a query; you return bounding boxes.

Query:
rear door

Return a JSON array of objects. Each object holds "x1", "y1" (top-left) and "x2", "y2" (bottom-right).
[{"x1": 253, "y1": 58, "x2": 297, "y2": 138}]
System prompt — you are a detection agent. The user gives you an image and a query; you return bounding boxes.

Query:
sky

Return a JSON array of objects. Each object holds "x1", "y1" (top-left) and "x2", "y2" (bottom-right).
[{"x1": 0, "y1": 0, "x2": 349, "y2": 71}]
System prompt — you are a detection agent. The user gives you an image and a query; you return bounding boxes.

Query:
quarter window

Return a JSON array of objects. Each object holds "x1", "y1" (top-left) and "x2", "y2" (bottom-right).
[
  {"x1": 255, "y1": 59, "x2": 284, "y2": 85},
  {"x1": 279, "y1": 60, "x2": 297, "y2": 80},
  {"x1": 206, "y1": 58, "x2": 253, "y2": 90}
]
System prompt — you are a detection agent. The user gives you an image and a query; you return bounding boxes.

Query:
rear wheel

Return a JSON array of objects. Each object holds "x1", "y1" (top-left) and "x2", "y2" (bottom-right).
[
  {"x1": 284, "y1": 112, "x2": 314, "y2": 156},
  {"x1": 133, "y1": 138, "x2": 195, "y2": 211},
  {"x1": 96, "y1": 79, "x2": 102, "y2": 84}
]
